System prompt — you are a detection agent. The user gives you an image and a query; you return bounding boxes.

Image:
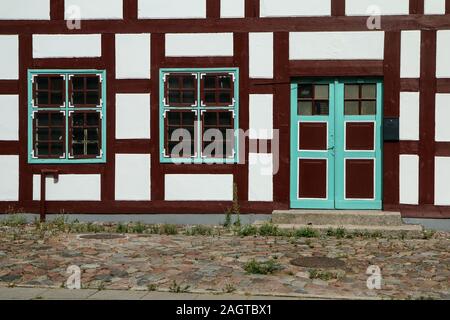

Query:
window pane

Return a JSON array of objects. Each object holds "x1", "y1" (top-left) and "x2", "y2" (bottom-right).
[
  {"x1": 87, "y1": 128, "x2": 99, "y2": 140},
  {"x1": 87, "y1": 113, "x2": 99, "y2": 126},
  {"x1": 299, "y1": 85, "x2": 313, "y2": 99},
  {"x1": 72, "y1": 128, "x2": 84, "y2": 141},
  {"x1": 315, "y1": 85, "x2": 329, "y2": 100},
  {"x1": 50, "y1": 92, "x2": 63, "y2": 105},
  {"x1": 168, "y1": 76, "x2": 179, "y2": 89},
  {"x1": 204, "y1": 112, "x2": 217, "y2": 126},
  {"x1": 86, "y1": 91, "x2": 100, "y2": 105},
  {"x1": 315, "y1": 101, "x2": 329, "y2": 115},
  {"x1": 72, "y1": 77, "x2": 84, "y2": 90},
  {"x1": 51, "y1": 77, "x2": 64, "y2": 91},
  {"x1": 219, "y1": 112, "x2": 232, "y2": 125},
  {"x1": 87, "y1": 143, "x2": 99, "y2": 155},
  {"x1": 73, "y1": 92, "x2": 85, "y2": 105},
  {"x1": 51, "y1": 128, "x2": 64, "y2": 141},
  {"x1": 204, "y1": 76, "x2": 216, "y2": 89},
  {"x1": 182, "y1": 112, "x2": 195, "y2": 125},
  {"x1": 36, "y1": 77, "x2": 49, "y2": 90},
  {"x1": 182, "y1": 91, "x2": 195, "y2": 104},
  {"x1": 168, "y1": 91, "x2": 180, "y2": 104},
  {"x1": 168, "y1": 112, "x2": 181, "y2": 125},
  {"x1": 86, "y1": 76, "x2": 99, "y2": 90},
  {"x1": 345, "y1": 101, "x2": 359, "y2": 115},
  {"x1": 72, "y1": 143, "x2": 84, "y2": 156},
  {"x1": 219, "y1": 92, "x2": 231, "y2": 104},
  {"x1": 362, "y1": 84, "x2": 376, "y2": 99},
  {"x1": 37, "y1": 128, "x2": 49, "y2": 141},
  {"x1": 205, "y1": 92, "x2": 215, "y2": 103},
  {"x1": 51, "y1": 143, "x2": 64, "y2": 156},
  {"x1": 298, "y1": 101, "x2": 312, "y2": 115},
  {"x1": 345, "y1": 85, "x2": 359, "y2": 99},
  {"x1": 36, "y1": 113, "x2": 49, "y2": 126},
  {"x1": 36, "y1": 143, "x2": 49, "y2": 156},
  {"x1": 361, "y1": 101, "x2": 376, "y2": 115},
  {"x1": 73, "y1": 113, "x2": 84, "y2": 126},
  {"x1": 183, "y1": 76, "x2": 195, "y2": 89},
  {"x1": 37, "y1": 92, "x2": 49, "y2": 105},
  {"x1": 219, "y1": 76, "x2": 231, "y2": 89}
]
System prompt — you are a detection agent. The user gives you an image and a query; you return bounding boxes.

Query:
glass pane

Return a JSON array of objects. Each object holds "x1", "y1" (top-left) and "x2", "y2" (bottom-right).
[
  {"x1": 167, "y1": 112, "x2": 181, "y2": 125},
  {"x1": 219, "y1": 112, "x2": 232, "y2": 126},
  {"x1": 51, "y1": 77, "x2": 63, "y2": 90},
  {"x1": 219, "y1": 92, "x2": 231, "y2": 104},
  {"x1": 183, "y1": 76, "x2": 195, "y2": 89},
  {"x1": 219, "y1": 76, "x2": 231, "y2": 89},
  {"x1": 87, "y1": 128, "x2": 98, "y2": 140},
  {"x1": 182, "y1": 91, "x2": 195, "y2": 104},
  {"x1": 86, "y1": 77, "x2": 99, "y2": 90},
  {"x1": 51, "y1": 128, "x2": 63, "y2": 141},
  {"x1": 72, "y1": 128, "x2": 84, "y2": 141},
  {"x1": 73, "y1": 92, "x2": 85, "y2": 105},
  {"x1": 37, "y1": 128, "x2": 49, "y2": 141},
  {"x1": 50, "y1": 92, "x2": 63, "y2": 105},
  {"x1": 204, "y1": 112, "x2": 217, "y2": 126},
  {"x1": 315, "y1": 101, "x2": 329, "y2": 115},
  {"x1": 345, "y1": 101, "x2": 359, "y2": 115},
  {"x1": 52, "y1": 113, "x2": 64, "y2": 126},
  {"x1": 182, "y1": 112, "x2": 195, "y2": 125},
  {"x1": 72, "y1": 143, "x2": 84, "y2": 156},
  {"x1": 168, "y1": 91, "x2": 180, "y2": 104},
  {"x1": 37, "y1": 92, "x2": 49, "y2": 105},
  {"x1": 72, "y1": 77, "x2": 84, "y2": 90},
  {"x1": 299, "y1": 85, "x2": 313, "y2": 99},
  {"x1": 298, "y1": 101, "x2": 312, "y2": 116},
  {"x1": 36, "y1": 113, "x2": 49, "y2": 126},
  {"x1": 361, "y1": 101, "x2": 376, "y2": 115},
  {"x1": 36, "y1": 143, "x2": 49, "y2": 156},
  {"x1": 168, "y1": 76, "x2": 179, "y2": 89},
  {"x1": 86, "y1": 113, "x2": 99, "y2": 126},
  {"x1": 36, "y1": 77, "x2": 49, "y2": 90},
  {"x1": 362, "y1": 84, "x2": 376, "y2": 100},
  {"x1": 205, "y1": 92, "x2": 215, "y2": 103},
  {"x1": 204, "y1": 76, "x2": 216, "y2": 89},
  {"x1": 73, "y1": 114, "x2": 84, "y2": 126},
  {"x1": 315, "y1": 85, "x2": 329, "y2": 100},
  {"x1": 51, "y1": 143, "x2": 64, "y2": 156},
  {"x1": 87, "y1": 143, "x2": 99, "y2": 155},
  {"x1": 345, "y1": 85, "x2": 359, "y2": 99},
  {"x1": 86, "y1": 92, "x2": 100, "y2": 105}
]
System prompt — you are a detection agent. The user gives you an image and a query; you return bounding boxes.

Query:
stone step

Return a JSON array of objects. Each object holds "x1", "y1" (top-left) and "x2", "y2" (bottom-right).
[{"x1": 272, "y1": 210, "x2": 404, "y2": 226}]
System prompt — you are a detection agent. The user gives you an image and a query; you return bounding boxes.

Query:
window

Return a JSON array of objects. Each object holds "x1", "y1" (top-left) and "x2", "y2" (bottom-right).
[
  {"x1": 344, "y1": 84, "x2": 377, "y2": 115},
  {"x1": 297, "y1": 84, "x2": 329, "y2": 116},
  {"x1": 160, "y1": 68, "x2": 239, "y2": 163},
  {"x1": 28, "y1": 70, "x2": 106, "y2": 164}
]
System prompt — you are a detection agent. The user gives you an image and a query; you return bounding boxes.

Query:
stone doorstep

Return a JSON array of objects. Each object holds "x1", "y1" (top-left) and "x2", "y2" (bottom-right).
[{"x1": 272, "y1": 210, "x2": 404, "y2": 227}]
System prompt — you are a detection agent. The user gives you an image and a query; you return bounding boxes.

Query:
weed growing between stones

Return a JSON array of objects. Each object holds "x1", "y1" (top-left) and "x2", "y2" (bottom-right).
[
  {"x1": 169, "y1": 280, "x2": 190, "y2": 293},
  {"x1": 308, "y1": 269, "x2": 340, "y2": 281},
  {"x1": 243, "y1": 259, "x2": 281, "y2": 275}
]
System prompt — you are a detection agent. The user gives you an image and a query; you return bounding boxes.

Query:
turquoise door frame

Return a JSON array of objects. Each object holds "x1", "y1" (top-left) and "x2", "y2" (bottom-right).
[{"x1": 290, "y1": 79, "x2": 383, "y2": 210}]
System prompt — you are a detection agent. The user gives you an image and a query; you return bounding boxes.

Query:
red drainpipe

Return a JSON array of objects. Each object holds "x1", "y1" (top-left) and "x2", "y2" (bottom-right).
[{"x1": 40, "y1": 169, "x2": 59, "y2": 222}]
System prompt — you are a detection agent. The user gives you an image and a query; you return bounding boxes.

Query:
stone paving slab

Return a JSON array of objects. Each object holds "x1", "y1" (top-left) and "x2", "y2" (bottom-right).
[
  {"x1": 90, "y1": 289, "x2": 149, "y2": 300},
  {"x1": 0, "y1": 228, "x2": 449, "y2": 300},
  {"x1": 37, "y1": 288, "x2": 99, "y2": 300},
  {"x1": 0, "y1": 287, "x2": 49, "y2": 300}
]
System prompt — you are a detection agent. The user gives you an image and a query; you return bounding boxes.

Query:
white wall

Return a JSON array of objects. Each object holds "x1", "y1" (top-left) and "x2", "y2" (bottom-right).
[
  {"x1": 424, "y1": 0, "x2": 446, "y2": 15},
  {"x1": 260, "y1": 0, "x2": 331, "y2": 17},
  {"x1": 399, "y1": 92, "x2": 420, "y2": 141},
  {"x1": 435, "y1": 157, "x2": 450, "y2": 205},
  {"x1": 115, "y1": 154, "x2": 151, "y2": 201},
  {"x1": 115, "y1": 34, "x2": 151, "y2": 79},
  {"x1": 0, "y1": 155, "x2": 19, "y2": 201},
  {"x1": 220, "y1": 0, "x2": 245, "y2": 18},
  {"x1": 399, "y1": 155, "x2": 419, "y2": 205},
  {"x1": 0, "y1": 0, "x2": 50, "y2": 20},
  {"x1": 248, "y1": 153, "x2": 273, "y2": 201},
  {"x1": 400, "y1": 31, "x2": 421, "y2": 78},
  {"x1": 289, "y1": 32, "x2": 385, "y2": 60},
  {"x1": 116, "y1": 94, "x2": 151, "y2": 139},
  {"x1": 165, "y1": 33, "x2": 233, "y2": 57},
  {"x1": 249, "y1": 94, "x2": 273, "y2": 139},
  {"x1": 33, "y1": 34, "x2": 102, "y2": 58},
  {"x1": 0, "y1": 95, "x2": 19, "y2": 141},
  {"x1": 346, "y1": 0, "x2": 409, "y2": 16},
  {"x1": 435, "y1": 94, "x2": 450, "y2": 142},
  {"x1": 0, "y1": 35, "x2": 18, "y2": 80},
  {"x1": 165, "y1": 174, "x2": 233, "y2": 201},
  {"x1": 138, "y1": 0, "x2": 206, "y2": 19},
  {"x1": 65, "y1": 0, "x2": 123, "y2": 19},
  {"x1": 33, "y1": 174, "x2": 101, "y2": 201},
  {"x1": 249, "y1": 32, "x2": 273, "y2": 78},
  {"x1": 436, "y1": 30, "x2": 450, "y2": 78}
]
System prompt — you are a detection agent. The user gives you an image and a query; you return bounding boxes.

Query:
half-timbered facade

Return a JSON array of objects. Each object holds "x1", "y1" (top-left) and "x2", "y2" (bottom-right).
[{"x1": 1, "y1": 0, "x2": 450, "y2": 218}]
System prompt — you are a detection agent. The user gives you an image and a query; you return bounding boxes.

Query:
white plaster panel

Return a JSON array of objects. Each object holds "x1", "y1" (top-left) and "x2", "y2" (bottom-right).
[
  {"x1": 399, "y1": 92, "x2": 420, "y2": 141},
  {"x1": 33, "y1": 34, "x2": 102, "y2": 58},
  {"x1": 400, "y1": 31, "x2": 421, "y2": 78},
  {"x1": 0, "y1": 0, "x2": 50, "y2": 20},
  {"x1": 165, "y1": 174, "x2": 233, "y2": 201},
  {"x1": 436, "y1": 30, "x2": 450, "y2": 78},
  {"x1": 115, "y1": 34, "x2": 151, "y2": 79},
  {"x1": 0, "y1": 156, "x2": 19, "y2": 201},
  {"x1": 33, "y1": 174, "x2": 101, "y2": 201},
  {"x1": 248, "y1": 153, "x2": 273, "y2": 201},
  {"x1": 346, "y1": 0, "x2": 409, "y2": 16},
  {"x1": 289, "y1": 32, "x2": 385, "y2": 60},
  {"x1": 0, "y1": 95, "x2": 19, "y2": 141},
  {"x1": 435, "y1": 94, "x2": 450, "y2": 142},
  {"x1": 116, "y1": 94, "x2": 151, "y2": 139},
  {"x1": 249, "y1": 94, "x2": 273, "y2": 139},
  {"x1": 115, "y1": 154, "x2": 151, "y2": 201},
  {"x1": 165, "y1": 33, "x2": 233, "y2": 57},
  {"x1": 220, "y1": 0, "x2": 245, "y2": 18},
  {"x1": 399, "y1": 155, "x2": 419, "y2": 205},
  {"x1": 65, "y1": 0, "x2": 123, "y2": 20},
  {"x1": 0, "y1": 35, "x2": 18, "y2": 80},
  {"x1": 249, "y1": 32, "x2": 273, "y2": 78},
  {"x1": 260, "y1": 0, "x2": 331, "y2": 17},
  {"x1": 138, "y1": 0, "x2": 206, "y2": 19},
  {"x1": 435, "y1": 157, "x2": 450, "y2": 205},
  {"x1": 424, "y1": 0, "x2": 446, "y2": 14}
]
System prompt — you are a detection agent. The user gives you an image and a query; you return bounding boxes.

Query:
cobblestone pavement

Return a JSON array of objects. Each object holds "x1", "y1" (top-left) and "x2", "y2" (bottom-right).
[{"x1": 0, "y1": 230, "x2": 449, "y2": 300}]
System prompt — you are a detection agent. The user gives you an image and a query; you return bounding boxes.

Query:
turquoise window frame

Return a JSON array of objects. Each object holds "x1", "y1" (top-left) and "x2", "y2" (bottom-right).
[
  {"x1": 27, "y1": 69, "x2": 107, "y2": 164},
  {"x1": 159, "y1": 68, "x2": 239, "y2": 164}
]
